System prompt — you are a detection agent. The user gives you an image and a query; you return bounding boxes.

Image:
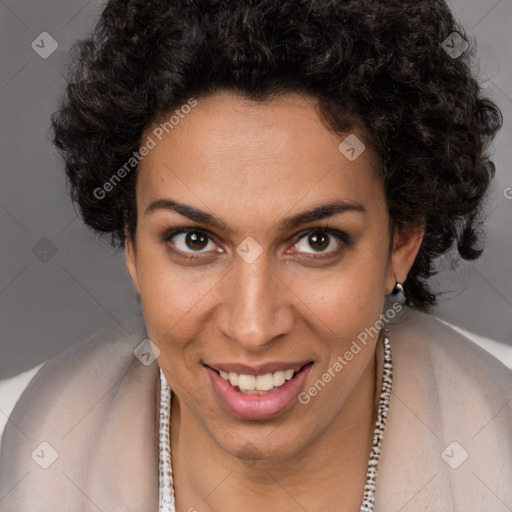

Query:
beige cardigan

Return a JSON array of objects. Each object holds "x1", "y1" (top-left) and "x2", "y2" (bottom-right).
[{"x1": 1, "y1": 305, "x2": 511, "y2": 511}]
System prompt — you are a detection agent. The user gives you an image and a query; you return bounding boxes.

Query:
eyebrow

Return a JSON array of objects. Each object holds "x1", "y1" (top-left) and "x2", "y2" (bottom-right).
[{"x1": 144, "y1": 198, "x2": 365, "y2": 232}]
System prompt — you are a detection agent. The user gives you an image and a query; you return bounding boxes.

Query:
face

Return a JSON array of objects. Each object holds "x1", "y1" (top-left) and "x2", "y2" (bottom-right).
[{"x1": 126, "y1": 91, "x2": 422, "y2": 461}]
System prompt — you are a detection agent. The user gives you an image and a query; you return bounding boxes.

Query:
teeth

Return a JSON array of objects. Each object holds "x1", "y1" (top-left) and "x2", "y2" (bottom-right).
[
  {"x1": 284, "y1": 369, "x2": 294, "y2": 380},
  {"x1": 228, "y1": 372, "x2": 239, "y2": 387},
  {"x1": 217, "y1": 368, "x2": 298, "y2": 391},
  {"x1": 238, "y1": 374, "x2": 256, "y2": 390}
]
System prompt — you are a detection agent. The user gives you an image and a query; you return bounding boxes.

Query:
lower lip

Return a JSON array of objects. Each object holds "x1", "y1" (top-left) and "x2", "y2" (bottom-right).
[{"x1": 205, "y1": 363, "x2": 313, "y2": 420}]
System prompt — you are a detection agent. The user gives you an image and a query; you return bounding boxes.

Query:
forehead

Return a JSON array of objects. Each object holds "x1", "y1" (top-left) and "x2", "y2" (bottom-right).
[{"x1": 136, "y1": 91, "x2": 384, "y2": 225}]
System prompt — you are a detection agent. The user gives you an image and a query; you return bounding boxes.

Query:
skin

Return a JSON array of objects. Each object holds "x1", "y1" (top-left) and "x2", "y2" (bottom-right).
[{"x1": 126, "y1": 91, "x2": 424, "y2": 512}]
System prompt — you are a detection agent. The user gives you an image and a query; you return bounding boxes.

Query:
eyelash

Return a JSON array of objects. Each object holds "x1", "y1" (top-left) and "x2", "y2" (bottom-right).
[{"x1": 162, "y1": 227, "x2": 350, "y2": 262}]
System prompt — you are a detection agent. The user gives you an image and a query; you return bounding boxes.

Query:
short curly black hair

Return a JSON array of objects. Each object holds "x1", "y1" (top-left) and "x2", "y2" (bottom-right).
[{"x1": 51, "y1": 0, "x2": 502, "y2": 312}]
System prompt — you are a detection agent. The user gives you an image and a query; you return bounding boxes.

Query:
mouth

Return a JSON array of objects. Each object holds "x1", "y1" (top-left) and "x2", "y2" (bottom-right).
[
  {"x1": 204, "y1": 361, "x2": 314, "y2": 420},
  {"x1": 204, "y1": 362, "x2": 311, "y2": 393}
]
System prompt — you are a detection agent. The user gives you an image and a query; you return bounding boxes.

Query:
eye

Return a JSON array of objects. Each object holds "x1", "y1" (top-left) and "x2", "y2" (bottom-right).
[
  {"x1": 291, "y1": 229, "x2": 347, "y2": 256},
  {"x1": 163, "y1": 227, "x2": 349, "y2": 261},
  {"x1": 164, "y1": 228, "x2": 220, "y2": 255}
]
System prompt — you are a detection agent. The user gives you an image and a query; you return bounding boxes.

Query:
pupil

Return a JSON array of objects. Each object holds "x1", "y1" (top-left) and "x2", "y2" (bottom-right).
[
  {"x1": 309, "y1": 232, "x2": 328, "y2": 251},
  {"x1": 187, "y1": 231, "x2": 207, "y2": 250}
]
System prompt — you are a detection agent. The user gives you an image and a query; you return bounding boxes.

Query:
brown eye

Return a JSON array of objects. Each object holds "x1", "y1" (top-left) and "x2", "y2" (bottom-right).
[
  {"x1": 308, "y1": 231, "x2": 330, "y2": 252},
  {"x1": 292, "y1": 229, "x2": 347, "y2": 256},
  {"x1": 185, "y1": 231, "x2": 209, "y2": 251},
  {"x1": 165, "y1": 228, "x2": 218, "y2": 254}
]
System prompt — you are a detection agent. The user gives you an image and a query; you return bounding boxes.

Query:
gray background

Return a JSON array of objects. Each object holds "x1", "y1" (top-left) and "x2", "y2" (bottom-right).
[{"x1": 0, "y1": 0, "x2": 511, "y2": 379}]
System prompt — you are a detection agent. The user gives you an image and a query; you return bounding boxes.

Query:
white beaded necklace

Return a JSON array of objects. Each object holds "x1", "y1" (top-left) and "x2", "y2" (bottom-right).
[{"x1": 158, "y1": 334, "x2": 393, "y2": 512}]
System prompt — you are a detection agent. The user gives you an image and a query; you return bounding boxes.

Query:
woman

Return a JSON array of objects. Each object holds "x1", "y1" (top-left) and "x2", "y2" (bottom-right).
[{"x1": 1, "y1": 0, "x2": 511, "y2": 511}]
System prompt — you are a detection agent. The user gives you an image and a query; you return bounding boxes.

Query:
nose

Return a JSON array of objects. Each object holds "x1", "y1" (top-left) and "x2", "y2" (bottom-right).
[{"x1": 214, "y1": 251, "x2": 295, "y2": 350}]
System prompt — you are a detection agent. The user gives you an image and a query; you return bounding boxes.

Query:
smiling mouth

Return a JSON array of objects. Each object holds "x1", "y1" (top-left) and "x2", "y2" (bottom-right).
[
  {"x1": 204, "y1": 362, "x2": 313, "y2": 395},
  {"x1": 204, "y1": 360, "x2": 314, "y2": 420}
]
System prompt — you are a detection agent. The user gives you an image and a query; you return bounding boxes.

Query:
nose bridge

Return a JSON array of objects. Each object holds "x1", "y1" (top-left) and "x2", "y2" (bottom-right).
[{"x1": 216, "y1": 252, "x2": 293, "y2": 348}]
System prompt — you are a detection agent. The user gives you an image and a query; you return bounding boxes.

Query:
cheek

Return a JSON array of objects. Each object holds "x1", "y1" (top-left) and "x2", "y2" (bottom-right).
[
  {"x1": 286, "y1": 247, "x2": 388, "y2": 337},
  {"x1": 134, "y1": 245, "x2": 219, "y2": 339},
  {"x1": 285, "y1": 276, "x2": 385, "y2": 373}
]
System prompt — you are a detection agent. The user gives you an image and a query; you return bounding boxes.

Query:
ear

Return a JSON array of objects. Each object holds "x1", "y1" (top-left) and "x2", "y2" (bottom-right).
[
  {"x1": 385, "y1": 223, "x2": 425, "y2": 294},
  {"x1": 125, "y1": 235, "x2": 140, "y2": 293}
]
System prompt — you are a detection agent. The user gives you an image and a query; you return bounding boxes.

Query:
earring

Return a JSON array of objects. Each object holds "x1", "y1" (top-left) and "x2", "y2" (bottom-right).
[
  {"x1": 393, "y1": 282, "x2": 404, "y2": 294},
  {"x1": 391, "y1": 280, "x2": 406, "y2": 304}
]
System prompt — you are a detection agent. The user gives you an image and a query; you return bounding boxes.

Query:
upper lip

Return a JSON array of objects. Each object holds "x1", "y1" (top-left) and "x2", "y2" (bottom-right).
[{"x1": 205, "y1": 359, "x2": 312, "y2": 375}]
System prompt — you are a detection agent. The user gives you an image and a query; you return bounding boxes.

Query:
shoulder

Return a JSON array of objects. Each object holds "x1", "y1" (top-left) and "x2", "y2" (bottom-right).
[
  {"x1": 434, "y1": 315, "x2": 512, "y2": 370},
  {"x1": 0, "y1": 364, "x2": 45, "y2": 451},
  {"x1": 0, "y1": 317, "x2": 149, "y2": 466},
  {"x1": 378, "y1": 305, "x2": 512, "y2": 509},
  {"x1": 389, "y1": 307, "x2": 512, "y2": 376},
  {"x1": 389, "y1": 304, "x2": 512, "y2": 391},
  {"x1": 0, "y1": 318, "x2": 160, "y2": 510},
  {"x1": 387, "y1": 304, "x2": 512, "y2": 447},
  {"x1": 5, "y1": 316, "x2": 148, "y2": 416}
]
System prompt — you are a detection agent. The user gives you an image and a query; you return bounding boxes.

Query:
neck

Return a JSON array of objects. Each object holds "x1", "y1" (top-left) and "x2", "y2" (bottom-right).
[{"x1": 169, "y1": 335, "x2": 383, "y2": 512}]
